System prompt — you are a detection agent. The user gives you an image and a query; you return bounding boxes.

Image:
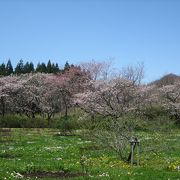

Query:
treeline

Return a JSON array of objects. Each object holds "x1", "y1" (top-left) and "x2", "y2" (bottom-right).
[{"x1": 0, "y1": 59, "x2": 72, "y2": 76}]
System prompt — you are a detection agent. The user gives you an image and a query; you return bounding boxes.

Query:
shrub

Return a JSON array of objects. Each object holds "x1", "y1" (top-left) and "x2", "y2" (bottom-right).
[
  {"x1": 0, "y1": 114, "x2": 47, "y2": 128},
  {"x1": 56, "y1": 115, "x2": 79, "y2": 135}
]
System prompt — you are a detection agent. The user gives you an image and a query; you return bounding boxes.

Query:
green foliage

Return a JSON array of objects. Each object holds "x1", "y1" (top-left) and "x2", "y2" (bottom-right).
[
  {"x1": 23, "y1": 61, "x2": 34, "y2": 73},
  {"x1": 46, "y1": 60, "x2": 60, "y2": 74},
  {"x1": 51, "y1": 63, "x2": 60, "y2": 74},
  {"x1": 0, "y1": 109, "x2": 82, "y2": 129},
  {"x1": 54, "y1": 63, "x2": 60, "y2": 73},
  {"x1": 0, "y1": 115, "x2": 48, "y2": 128},
  {"x1": 36, "y1": 62, "x2": 47, "y2": 73},
  {"x1": 0, "y1": 60, "x2": 76, "y2": 76},
  {"x1": 142, "y1": 105, "x2": 169, "y2": 120},
  {"x1": 47, "y1": 59, "x2": 52, "y2": 73},
  {"x1": 56, "y1": 116, "x2": 79, "y2": 135},
  {"x1": 0, "y1": 63, "x2": 6, "y2": 76},
  {"x1": 137, "y1": 105, "x2": 176, "y2": 131},
  {"x1": 5, "y1": 59, "x2": 13, "y2": 75},
  {"x1": 36, "y1": 61, "x2": 60, "y2": 74},
  {"x1": 15, "y1": 59, "x2": 24, "y2": 74},
  {"x1": 64, "y1": 61, "x2": 70, "y2": 71}
]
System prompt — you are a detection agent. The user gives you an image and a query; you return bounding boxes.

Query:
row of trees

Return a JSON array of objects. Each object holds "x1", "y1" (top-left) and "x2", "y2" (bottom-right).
[
  {"x1": 0, "y1": 66, "x2": 88, "y2": 124},
  {"x1": 0, "y1": 59, "x2": 179, "y2": 160},
  {"x1": 75, "y1": 71, "x2": 180, "y2": 159},
  {"x1": 1, "y1": 60, "x2": 179, "y2": 125},
  {"x1": 0, "y1": 59, "x2": 72, "y2": 76}
]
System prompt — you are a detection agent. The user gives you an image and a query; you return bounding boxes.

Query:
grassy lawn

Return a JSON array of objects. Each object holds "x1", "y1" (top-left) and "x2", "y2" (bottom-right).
[{"x1": 0, "y1": 128, "x2": 180, "y2": 179}]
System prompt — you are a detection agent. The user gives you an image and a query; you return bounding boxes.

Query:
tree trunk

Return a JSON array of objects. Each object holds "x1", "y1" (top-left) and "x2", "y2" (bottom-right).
[
  {"x1": 65, "y1": 103, "x2": 68, "y2": 120},
  {"x1": 1, "y1": 97, "x2": 5, "y2": 117}
]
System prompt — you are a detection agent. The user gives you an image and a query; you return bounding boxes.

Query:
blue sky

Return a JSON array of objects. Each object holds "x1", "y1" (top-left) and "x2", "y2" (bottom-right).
[{"x1": 0, "y1": 0, "x2": 179, "y2": 82}]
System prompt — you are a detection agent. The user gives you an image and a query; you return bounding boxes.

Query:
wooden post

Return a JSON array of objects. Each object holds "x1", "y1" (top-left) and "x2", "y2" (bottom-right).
[
  {"x1": 136, "y1": 140, "x2": 140, "y2": 166},
  {"x1": 129, "y1": 137, "x2": 140, "y2": 166},
  {"x1": 131, "y1": 141, "x2": 134, "y2": 166}
]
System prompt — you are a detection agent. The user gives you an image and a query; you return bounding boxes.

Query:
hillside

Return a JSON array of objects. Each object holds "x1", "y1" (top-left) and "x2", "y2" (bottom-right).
[{"x1": 150, "y1": 73, "x2": 180, "y2": 87}]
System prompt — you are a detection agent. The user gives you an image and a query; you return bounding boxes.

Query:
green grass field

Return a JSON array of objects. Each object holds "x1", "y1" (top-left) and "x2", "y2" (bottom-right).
[{"x1": 0, "y1": 128, "x2": 180, "y2": 179}]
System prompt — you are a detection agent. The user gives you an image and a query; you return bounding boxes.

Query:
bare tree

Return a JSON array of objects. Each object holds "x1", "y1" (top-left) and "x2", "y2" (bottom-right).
[
  {"x1": 80, "y1": 59, "x2": 113, "y2": 80},
  {"x1": 120, "y1": 62, "x2": 144, "y2": 85}
]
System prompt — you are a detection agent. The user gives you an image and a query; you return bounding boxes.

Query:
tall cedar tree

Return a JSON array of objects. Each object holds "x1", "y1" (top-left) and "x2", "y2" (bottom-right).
[
  {"x1": 29, "y1": 62, "x2": 35, "y2": 72},
  {"x1": 5, "y1": 59, "x2": 13, "y2": 75},
  {"x1": 64, "y1": 61, "x2": 70, "y2": 72},
  {"x1": 36, "y1": 62, "x2": 47, "y2": 73},
  {"x1": 47, "y1": 60, "x2": 52, "y2": 73},
  {"x1": 0, "y1": 63, "x2": 6, "y2": 76},
  {"x1": 55, "y1": 63, "x2": 60, "y2": 73},
  {"x1": 24, "y1": 62, "x2": 34, "y2": 73},
  {"x1": 15, "y1": 59, "x2": 24, "y2": 74}
]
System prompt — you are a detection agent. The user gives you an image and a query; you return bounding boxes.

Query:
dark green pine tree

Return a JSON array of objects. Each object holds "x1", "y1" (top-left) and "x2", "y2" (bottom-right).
[
  {"x1": 23, "y1": 61, "x2": 34, "y2": 73},
  {"x1": 51, "y1": 63, "x2": 56, "y2": 73},
  {"x1": 15, "y1": 59, "x2": 24, "y2": 74},
  {"x1": 24, "y1": 62, "x2": 30, "y2": 73},
  {"x1": 36, "y1": 63, "x2": 41, "y2": 72},
  {"x1": 47, "y1": 60, "x2": 52, "y2": 73},
  {"x1": 0, "y1": 63, "x2": 6, "y2": 76},
  {"x1": 5, "y1": 59, "x2": 14, "y2": 75},
  {"x1": 29, "y1": 62, "x2": 35, "y2": 73},
  {"x1": 64, "y1": 61, "x2": 70, "y2": 71},
  {"x1": 36, "y1": 62, "x2": 47, "y2": 73},
  {"x1": 55, "y1": 63, "x2": 60, "y2": 73},
  {"x1": 50, "y1": 63, "x2": 59, "y2": 74}
]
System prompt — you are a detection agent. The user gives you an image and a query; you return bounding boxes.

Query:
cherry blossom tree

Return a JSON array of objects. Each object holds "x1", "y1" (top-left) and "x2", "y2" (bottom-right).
[
  {"x1": 80, "y1": 59, "x2": 113, "y2": 80},
  {"x1": 0, "y1": 76, "x2": 19, "y2": 116},
  {"x1": 5, "y1": 74, "x2": 47, "y2": 118},
  {"x1": 75, "y1": 77, "x2": 150, "y2": 159},
  {"x1": 160, "y1": 80, "x2": 180, "y2": 123},
  {"x1": 0, "y1": 66, "x2": 90, "y2": 126},
  {"x1": 44, "y1": 67, "x2": 90, "y2": 124},
  {"x1": 75, "y1": 78, "x2": 147, "y2": 118}
]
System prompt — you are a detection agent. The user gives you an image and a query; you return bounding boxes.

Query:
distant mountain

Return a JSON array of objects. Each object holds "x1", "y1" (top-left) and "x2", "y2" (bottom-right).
[{"x1": 150, "y1": 73, "x2": 180, "y2": 87}]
